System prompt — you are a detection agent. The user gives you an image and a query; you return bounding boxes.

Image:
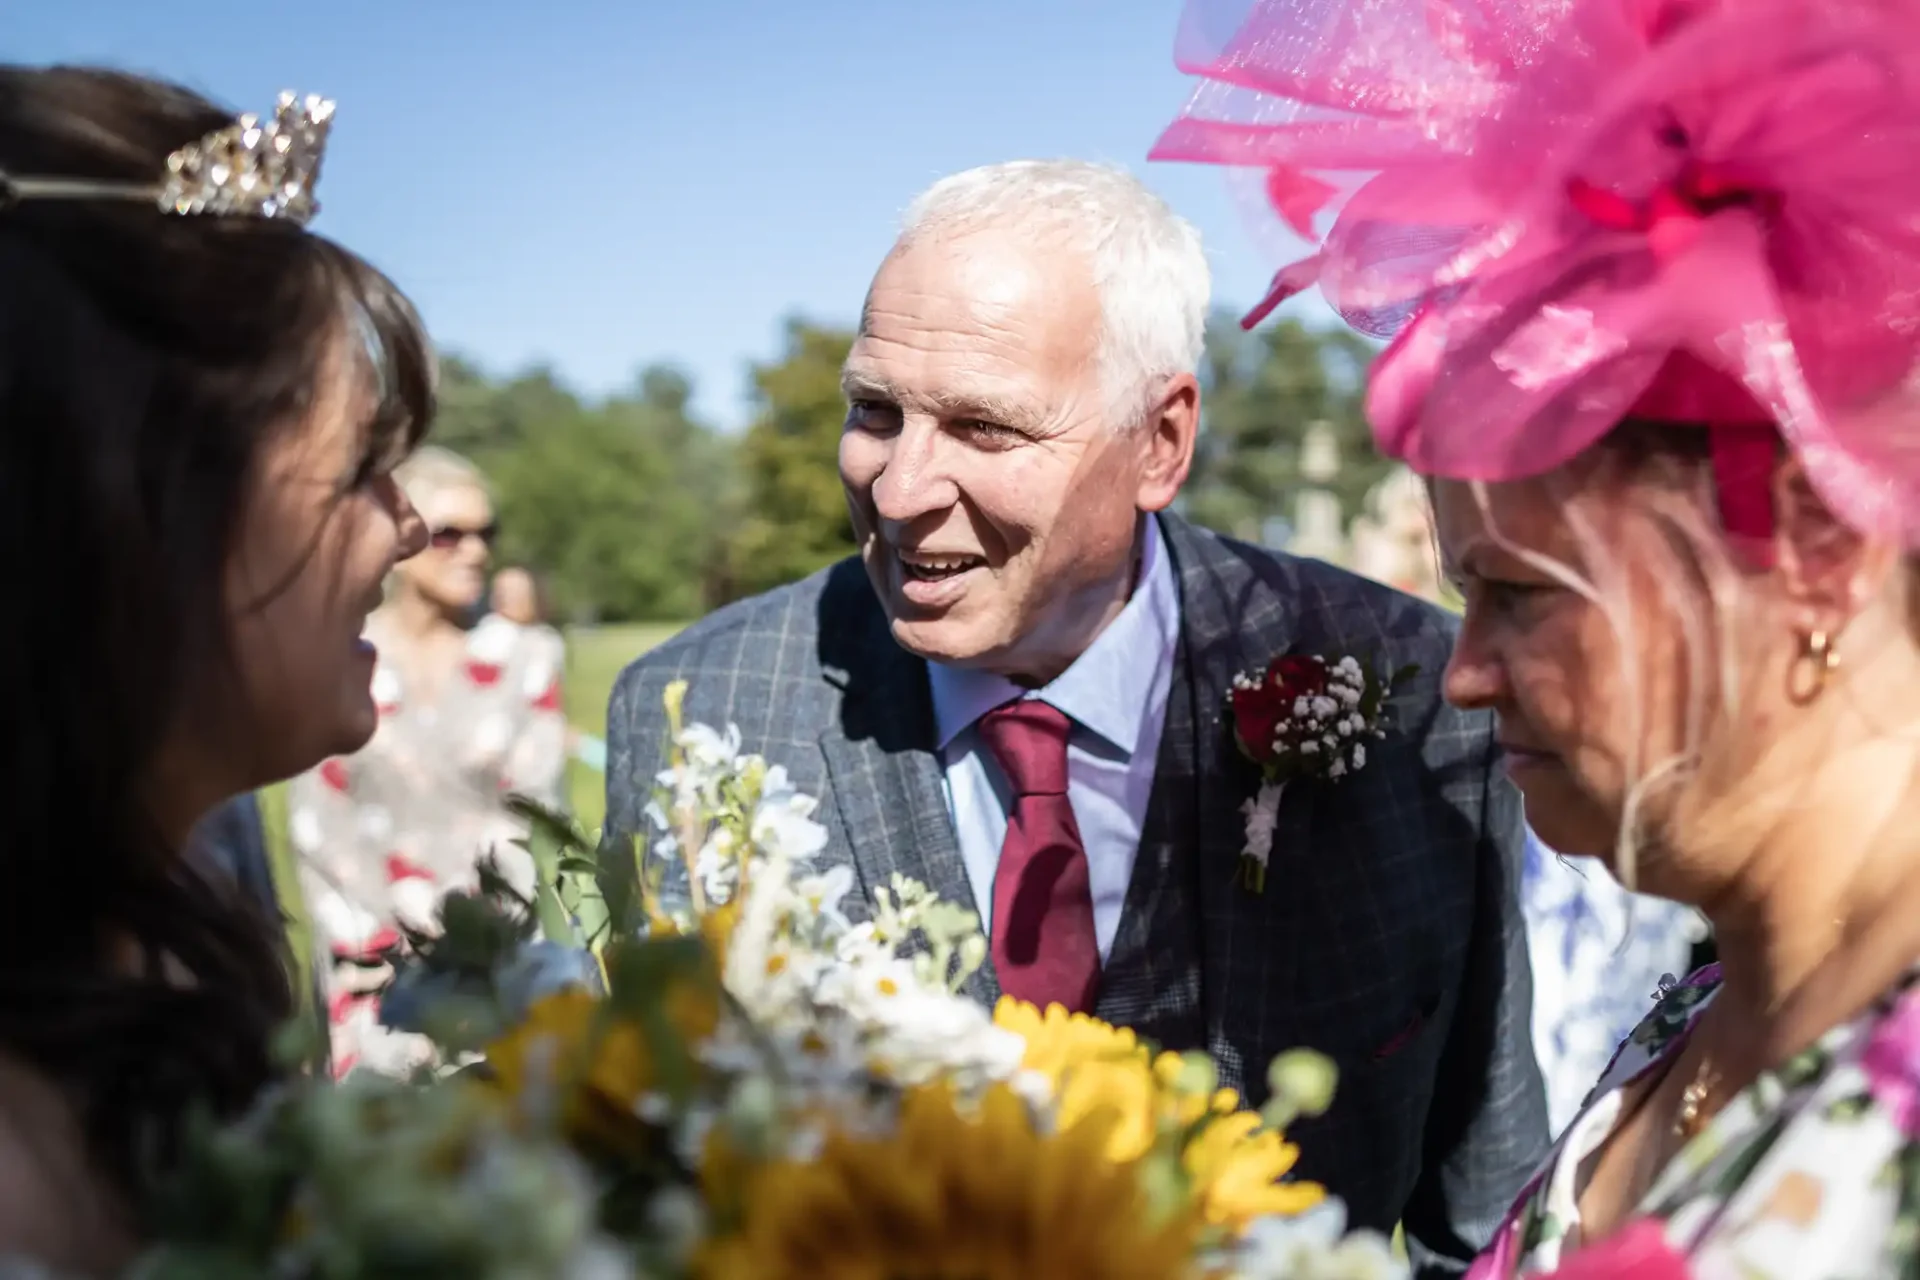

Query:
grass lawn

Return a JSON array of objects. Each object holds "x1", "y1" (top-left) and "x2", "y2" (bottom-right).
[{"x1": 562, "y1": 621, "x2": 685, "y2": 831}]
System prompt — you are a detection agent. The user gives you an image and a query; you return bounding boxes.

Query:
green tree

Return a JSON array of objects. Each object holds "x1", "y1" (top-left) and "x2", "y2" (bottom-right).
[
  {"x1": 1184, "y1": 315, "x2": 1385, "y2": 542},
  {"x1": 433, "y1": 361, "x2": 580, "y2": 458},
  {"x1": 429, "y1": 357, "x2": 735, "y2": 623},
  {"x1": 721, "y1": 319, "x2": 859, "y2": 600}
]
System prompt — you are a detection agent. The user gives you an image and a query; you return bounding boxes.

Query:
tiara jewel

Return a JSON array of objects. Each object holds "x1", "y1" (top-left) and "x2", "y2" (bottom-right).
[
  {"x1": 0, "y1": 91, "x2": 334, "y2": 226},
  {"x1": 160, "y1": 92, "x2": 334, "y2": 224}
]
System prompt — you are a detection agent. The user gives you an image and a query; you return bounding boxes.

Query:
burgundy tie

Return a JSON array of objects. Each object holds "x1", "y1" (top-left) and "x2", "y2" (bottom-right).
[{"x1": 976, "y1": 699, "x2": 1100, "y2": 1014}]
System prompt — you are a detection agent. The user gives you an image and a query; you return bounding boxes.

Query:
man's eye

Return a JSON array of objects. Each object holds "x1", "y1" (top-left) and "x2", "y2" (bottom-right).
[
  {"x1": 960, "y1": 419, "x2": 1019, "y2": 444},
  {"x1": 847, "y1": 399, "x2": 898, "y2": 429}
]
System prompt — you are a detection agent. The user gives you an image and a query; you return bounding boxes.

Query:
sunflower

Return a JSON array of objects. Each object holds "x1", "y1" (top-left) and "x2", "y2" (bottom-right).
[
  {"x1": 695, "y1": 1082, "x2": 1199, "y2": 1279},
  {"x1": 994, "y1": 996, "x2": 1144, "y2": 1081},
  {"x1": 482, "y1": 980, "x2": 718, "y2": 1158},
  {"x1": 646, "y1": 899, "x2": 743, "y2": 963},
  {"x1": 996, "y1": 998, "x2": 1169, "y2": 1162},
  {"x1": 1183, "y1": 1110, "x2": 1325, "y2": 1230},
  {"x1": 1150, "y1": 1049, "x2": 1244, "y2": 1128},
  {"x1": 1054, "y1": 1055, "x2": 1161, "y2": 1162}
]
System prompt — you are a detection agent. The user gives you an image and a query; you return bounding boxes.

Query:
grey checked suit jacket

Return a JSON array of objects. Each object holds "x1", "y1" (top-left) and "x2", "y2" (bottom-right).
[{"x1": 605, "y1": 513, "x2": 1549, "y2": 1275}]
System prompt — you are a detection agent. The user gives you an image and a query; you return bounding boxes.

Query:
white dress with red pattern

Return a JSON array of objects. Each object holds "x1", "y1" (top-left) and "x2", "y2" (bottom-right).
[{"x1": 288, "y1": 614, "x2": 568, "y2": 1077}]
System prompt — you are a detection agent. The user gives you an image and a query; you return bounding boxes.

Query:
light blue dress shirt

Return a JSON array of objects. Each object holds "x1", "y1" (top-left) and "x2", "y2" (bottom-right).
[{"x1": 926, "y1": 519, "x2": 1182, "y2": 962}]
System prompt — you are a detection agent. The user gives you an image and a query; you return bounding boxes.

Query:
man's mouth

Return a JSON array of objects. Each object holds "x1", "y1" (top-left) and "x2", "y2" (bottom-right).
[{"x1": 898, "y1": 551, "x2": 985, "y2": 583}]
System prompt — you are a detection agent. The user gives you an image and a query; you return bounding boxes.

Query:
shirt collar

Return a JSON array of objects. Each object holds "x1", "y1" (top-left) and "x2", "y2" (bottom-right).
[{"x1": 927, "y1": 516, "x2": 1181, "y2": 756}]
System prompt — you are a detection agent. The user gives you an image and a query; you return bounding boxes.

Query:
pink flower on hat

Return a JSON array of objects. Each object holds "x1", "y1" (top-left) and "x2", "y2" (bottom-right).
[{"x1": 1154, "y1": 0, "x2": 1920, "y2": 550}]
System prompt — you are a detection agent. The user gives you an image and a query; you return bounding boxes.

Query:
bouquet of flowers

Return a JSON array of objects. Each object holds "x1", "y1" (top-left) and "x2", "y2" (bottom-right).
[{"x1": 135, "y1": 683, "x2": 1406, "y2": 1279}]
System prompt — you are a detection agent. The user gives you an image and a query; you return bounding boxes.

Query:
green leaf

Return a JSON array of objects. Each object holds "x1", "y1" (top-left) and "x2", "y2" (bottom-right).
[
  {"x1": 1827, "y1": 1091, "x2": 1875, "y2": 1122},
  {"x1": 593, "y1": 831, "x2": 645, "y2": 939},
  {"x1": 520, "y1": 809, "x2": 583, "y2": 949},
  {"x1": 604, "y1": 935, "x2": 713, "y2": 1012}
]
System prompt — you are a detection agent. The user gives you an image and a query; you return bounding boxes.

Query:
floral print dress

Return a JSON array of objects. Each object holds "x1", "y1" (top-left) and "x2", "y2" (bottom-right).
[
  {"x1": 1472, "y1": 963, "x2": 1920, "y2": 1279},
  {"x1": 1521, "y1": 836, "x2": 1707, "y2": 1134},
  {"x1": 288, "y1": 617, "x2": 569, "y2": 1076}
]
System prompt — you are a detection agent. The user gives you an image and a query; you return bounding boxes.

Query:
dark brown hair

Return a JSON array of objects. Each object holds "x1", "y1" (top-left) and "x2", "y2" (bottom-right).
[{"x1": 0, "y1": 66, "x2": 432, "y2": 1202}]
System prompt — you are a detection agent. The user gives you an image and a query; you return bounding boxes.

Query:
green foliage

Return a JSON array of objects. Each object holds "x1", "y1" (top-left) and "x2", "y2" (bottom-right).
[
  {"x1": 424, "y1": 313, "x2": 1386, "y2": 622},
  {"x1": 433, "y1": 361, "x2": 736, "y2": 624},
  {"x1": 143, "y1": 1075, "x2": 611, "y2": 1279},
  {"x1": 1186, "y1": 314, "x2": 1388, "y2": 542},
  {"x1": 720, "y1": 319, "x2": 860, "y2": 600}
]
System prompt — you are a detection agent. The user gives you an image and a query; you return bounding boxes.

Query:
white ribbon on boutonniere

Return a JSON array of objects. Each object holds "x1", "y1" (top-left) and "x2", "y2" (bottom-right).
[{"x1": 1226, "y1": 652, "x2": 1417, "y2": 893}]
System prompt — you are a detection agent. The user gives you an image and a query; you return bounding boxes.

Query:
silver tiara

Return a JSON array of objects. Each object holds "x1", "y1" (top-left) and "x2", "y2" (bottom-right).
[{"x1": 0, "y1": 91, "x2": 334, "y2": 226}]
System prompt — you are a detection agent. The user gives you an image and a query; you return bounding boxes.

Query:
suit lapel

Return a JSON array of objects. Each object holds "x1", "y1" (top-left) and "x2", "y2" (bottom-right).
[
  {"x1": 1153, "y1": 515, "x2": 1307, "y2": 1073},
  {"x1": 1093, "y1": 619, "x2": 1205, "y2": 1047},
  {"x1": 815, "y1": 592, "x2": 998, "y2": 1005}
]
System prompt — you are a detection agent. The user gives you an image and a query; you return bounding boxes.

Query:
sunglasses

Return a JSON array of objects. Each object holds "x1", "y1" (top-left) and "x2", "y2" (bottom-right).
[{"x1": 428, "y1": 522, "x2": 499, "y2": 550}]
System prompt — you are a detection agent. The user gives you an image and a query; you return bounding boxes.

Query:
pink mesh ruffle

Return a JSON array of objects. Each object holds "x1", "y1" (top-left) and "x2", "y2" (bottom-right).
[{"x1": 1152, "y1": 0, "x2": 1920, "y2": 548}]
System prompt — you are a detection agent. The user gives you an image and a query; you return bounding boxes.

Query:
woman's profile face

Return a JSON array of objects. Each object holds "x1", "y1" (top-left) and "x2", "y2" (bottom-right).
[
  {"x1": 395, "y1": 483, "x2": 493, "y2": 612},
  {"x1": 1432, "y1": 474, "x2": 1700, "y2": 865},
  {"x1": 222, "y1": 339, "x2": 427, "y2": 782}
]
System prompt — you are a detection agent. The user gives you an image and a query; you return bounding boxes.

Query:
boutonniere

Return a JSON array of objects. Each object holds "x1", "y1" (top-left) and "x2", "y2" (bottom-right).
[{"x1": 1227, "y1": 653, "x2": 1417, "y2": 893}]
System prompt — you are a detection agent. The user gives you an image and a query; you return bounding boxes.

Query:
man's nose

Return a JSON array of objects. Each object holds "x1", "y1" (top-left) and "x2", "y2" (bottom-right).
[{"x1": 871, "y1": 421, "x2": 960, "y2": 526}]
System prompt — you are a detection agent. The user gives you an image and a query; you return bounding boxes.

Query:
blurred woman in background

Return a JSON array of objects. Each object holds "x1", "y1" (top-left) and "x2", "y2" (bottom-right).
[
  {"x1": 290, "y1": 447, "x2": 568, "y2": 1076},
  {"x1": 474, "y1": 565, "x2": 567, "y2": 705}
]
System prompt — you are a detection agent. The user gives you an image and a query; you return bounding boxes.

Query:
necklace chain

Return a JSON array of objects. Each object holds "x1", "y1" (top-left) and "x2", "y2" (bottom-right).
[{"x1": 1673, "y1": 1056, "x2": 1720, "y2": 1139}]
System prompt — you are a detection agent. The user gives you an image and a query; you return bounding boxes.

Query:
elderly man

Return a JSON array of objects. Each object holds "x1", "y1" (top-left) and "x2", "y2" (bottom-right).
[{"x1": 604, "y1": 160, "x2": 1546, "y2": 1272}]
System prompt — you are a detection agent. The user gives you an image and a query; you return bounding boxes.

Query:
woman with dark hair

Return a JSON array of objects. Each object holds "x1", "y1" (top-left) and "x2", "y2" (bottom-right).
[{"x1": 0, "y1": 67, "x2": 432, "y2": 1269}]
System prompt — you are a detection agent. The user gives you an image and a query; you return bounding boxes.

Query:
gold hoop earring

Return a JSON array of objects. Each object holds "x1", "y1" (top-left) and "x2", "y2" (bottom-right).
[{"x1": 1789, "y1": 629, "x2": 1841, "y2": 704}]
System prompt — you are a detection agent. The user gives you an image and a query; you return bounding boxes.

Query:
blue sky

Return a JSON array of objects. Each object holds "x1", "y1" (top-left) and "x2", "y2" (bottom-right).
[{"x1": 19, "y1": 0, "x2": 1326, "y2": 428}]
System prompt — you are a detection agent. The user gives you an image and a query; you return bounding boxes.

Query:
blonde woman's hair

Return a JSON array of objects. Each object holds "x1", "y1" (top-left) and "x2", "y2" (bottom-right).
[
  {"x1": 1456, "y1": 427, "x2": 1733, "y2": 891},
  {"x1": 394, "y1": 444, "x2": 489, "y2": 506},
  {"x1": 1447, "y1": 422, "x2": 1920, "y2": 892}
]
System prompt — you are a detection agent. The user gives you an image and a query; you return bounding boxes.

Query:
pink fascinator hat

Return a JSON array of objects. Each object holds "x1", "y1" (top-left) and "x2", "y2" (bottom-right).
[{"x1": 1151, "y1": 0, "x2": 1920, "y2": 559}]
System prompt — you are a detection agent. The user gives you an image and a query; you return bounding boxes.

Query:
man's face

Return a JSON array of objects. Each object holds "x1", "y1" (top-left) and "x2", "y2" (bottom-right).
[{"x1": 840, "y1": 227, "x2": 1192, "y2": 683}]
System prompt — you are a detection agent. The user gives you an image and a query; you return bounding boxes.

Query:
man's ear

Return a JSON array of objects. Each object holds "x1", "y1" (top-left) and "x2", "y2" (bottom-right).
[{"x1": 1135, "y1": 372, "x2": 1199, "y2": 513}]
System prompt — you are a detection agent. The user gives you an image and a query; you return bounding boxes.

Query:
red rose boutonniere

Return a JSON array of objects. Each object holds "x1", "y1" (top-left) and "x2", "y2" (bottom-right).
[{"x1": 1226, "y1": 652, "x2": 1416, "y2": 893}]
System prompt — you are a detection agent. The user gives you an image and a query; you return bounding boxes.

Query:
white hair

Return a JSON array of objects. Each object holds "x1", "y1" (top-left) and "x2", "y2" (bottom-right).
[
  {"x1": 895, "y1": 159, "x2": 1210, "y2": 428},
  {"x1": 394, "y1": 444, "x2": 489, "y2": 506}
]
